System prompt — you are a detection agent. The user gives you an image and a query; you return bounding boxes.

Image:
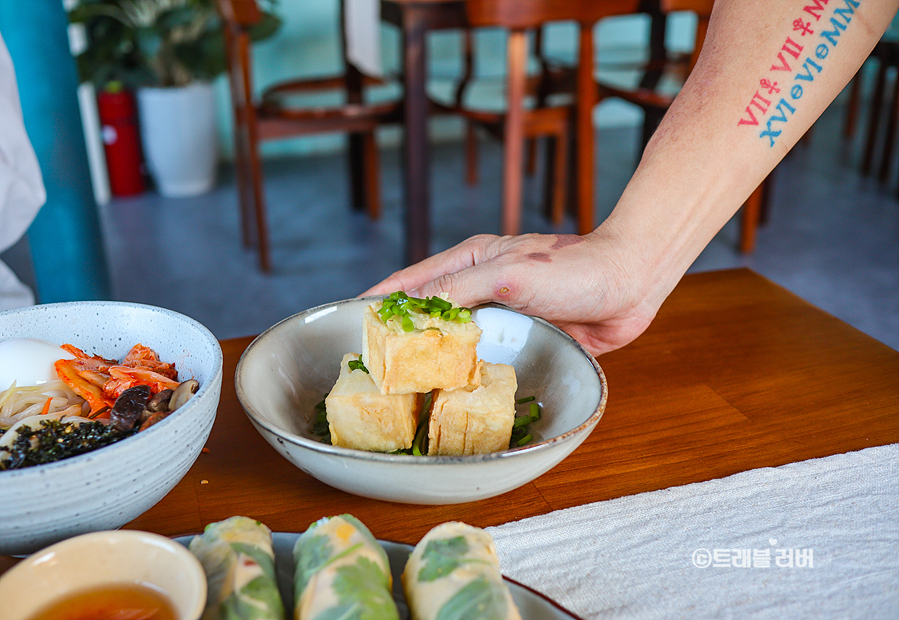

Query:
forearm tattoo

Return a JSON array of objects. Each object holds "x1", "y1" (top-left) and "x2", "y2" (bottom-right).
[{"x1": 737, "y1": 0, "x2": 863, "y2": 146}]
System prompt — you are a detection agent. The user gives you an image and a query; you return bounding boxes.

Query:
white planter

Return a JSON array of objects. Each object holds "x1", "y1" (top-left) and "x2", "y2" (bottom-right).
[{"x1": 137, "y1": 83, "x2": 219, "y2": 197}]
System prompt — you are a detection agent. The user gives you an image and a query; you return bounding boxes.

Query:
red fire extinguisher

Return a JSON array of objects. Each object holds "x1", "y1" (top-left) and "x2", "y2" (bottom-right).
[{"x1": 96, "y1": 84, "x2": 145, "y2": 197}]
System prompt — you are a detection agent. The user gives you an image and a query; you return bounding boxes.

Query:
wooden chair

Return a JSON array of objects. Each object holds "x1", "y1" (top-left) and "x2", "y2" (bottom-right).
[
  {"x1": 431, "y1": 0, "x2": 643, "y2": 236},
  {"x1": 845, "y1": 38, "x2": 899, "y2": 191},
  {"x1": 216, "y1": 0, "x2": 403, "y2": 271},
  {"x1": 596, "y1": 0, "x2": 769, "y2": 253},
  {"x1": 437, "y1": 26, "x2": 575, "y2": 232}
]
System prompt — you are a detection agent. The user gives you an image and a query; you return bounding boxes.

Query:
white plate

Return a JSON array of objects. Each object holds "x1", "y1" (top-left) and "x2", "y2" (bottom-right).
[{"x1": 176, "y1": 532, "x2": 582, "y2": 619}]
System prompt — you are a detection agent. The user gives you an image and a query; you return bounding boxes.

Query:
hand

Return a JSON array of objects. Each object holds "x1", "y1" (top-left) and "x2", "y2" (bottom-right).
[{"x1": 361, "y1": 231, "x2": 664, "y2": 357}]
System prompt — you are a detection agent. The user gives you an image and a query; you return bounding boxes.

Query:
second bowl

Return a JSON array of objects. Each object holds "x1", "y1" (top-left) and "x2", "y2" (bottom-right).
[{"x1": 235, "y1": 298, "x2": 606, "y2": 505}]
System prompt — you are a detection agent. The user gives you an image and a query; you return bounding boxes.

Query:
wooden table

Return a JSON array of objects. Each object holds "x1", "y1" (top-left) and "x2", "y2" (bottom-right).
[
  {"x1": 2, "y1": 268, "x2": 897, "y2": 573},
  {"x1": 380, "y1": 0, "x2": 468, "y2": 264}
]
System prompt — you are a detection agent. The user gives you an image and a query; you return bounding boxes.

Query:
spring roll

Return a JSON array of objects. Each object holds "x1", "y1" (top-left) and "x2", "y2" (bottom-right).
[
  {"x1": 402, "y1": 522, "x2": 522, "y2": 620},
  {"x1": 189, "y1": 516, "x2": 286, "y2": 620},
  {"x1": 293, "y1": 514, "x2": 400, "y2": 620}
]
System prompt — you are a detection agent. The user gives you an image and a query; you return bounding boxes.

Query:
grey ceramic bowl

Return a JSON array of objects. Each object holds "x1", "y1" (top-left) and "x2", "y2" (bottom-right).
[
  {"x1": 235, "y1": 298, "x2": 606, "y2": 505},
  {"x1": 0, "y1": 302, "x2": 223, "y2": 556}
]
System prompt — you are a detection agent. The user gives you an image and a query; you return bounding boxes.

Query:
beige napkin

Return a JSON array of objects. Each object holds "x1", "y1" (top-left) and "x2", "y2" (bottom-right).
[
  {"x1": 487, "y1": 444, "x2": 899, "y2": 619},
  {"x1": 344, "y1": 0, "x2": 382, "y2": 77}
]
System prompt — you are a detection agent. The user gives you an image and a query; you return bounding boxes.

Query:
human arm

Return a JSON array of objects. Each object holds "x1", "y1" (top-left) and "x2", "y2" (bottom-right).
[{"x1": 363, "y1": 0, "x2": 899, "y2": 356}]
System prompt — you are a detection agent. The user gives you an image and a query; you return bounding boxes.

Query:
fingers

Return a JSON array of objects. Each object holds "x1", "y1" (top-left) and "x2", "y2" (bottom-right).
[{"x1": 359, "y1": 235, "x2": 499, "y2": 298}]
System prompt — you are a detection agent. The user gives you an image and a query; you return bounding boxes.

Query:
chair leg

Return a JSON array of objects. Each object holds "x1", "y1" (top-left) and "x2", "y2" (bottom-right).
[
  {"x1": 740, "y1": 182, "x2": 765, "y2": 254},
  {"x1": 548, "y1": 130, "x2": 568, "y2": 226},
  {"x1": 466, "y1": 121, "x2": 479, "y2": 186},
  {"x1": 575, "y1": 24, "x2": 595, "y2": 235},
  {"x1": 232, "y1": 112, "x2": 254, "y2": 249},
  {"x1": 348, "y1": 132, "x2": 366, "y2": 211},
  {"x1": 501, "y1": 30, "x2": 528, "y2": 236},
  {"x1": 862, "y1": 56, "x2": 888, "y2": 176},
  {"x1": 877, "y1": 64, "x2": 899, "y2": 184},
  {"x1": 362, "y1": 131, "x2": 381, "y2": 220},
  {"x1": 245, "y1": 121, "x2": 271, "y2": 272},
  {"x1": 843, "y1": 73, "x2": 862, "y2": 139},
  {"x1": 525, "y1": 138, "x2": 538, "y2": 177}
]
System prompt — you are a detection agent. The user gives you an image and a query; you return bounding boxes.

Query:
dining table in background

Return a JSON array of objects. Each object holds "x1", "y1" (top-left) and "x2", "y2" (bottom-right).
[
  {"x1": 379, "y1": 0, "x2": 469, "y2": 263},
  {"x1": 376, "y1": 0, "x2": 657, "y2": 264},
  {"x1": 2, "y1": 267, "x2": 897, "y2": 614}
]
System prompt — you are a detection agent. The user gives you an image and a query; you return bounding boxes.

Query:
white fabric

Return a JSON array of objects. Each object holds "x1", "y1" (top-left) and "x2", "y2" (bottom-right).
[
  {"x1": 344, "y1": 0, "x2": 382, "y2": 77},
  {"x1": 0, "y1": 32, "x2": 45, "y2": 311},
  {"x1": 487, "y1": 444, "x2": 899, "y2": 619}
]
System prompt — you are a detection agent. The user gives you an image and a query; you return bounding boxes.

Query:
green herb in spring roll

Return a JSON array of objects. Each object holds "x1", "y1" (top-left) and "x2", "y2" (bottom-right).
[
  {"x1": 189, "y1": 516, "x2": 286, "y2": 620},
  {"x1": 293, "y1": 514, "x2": 399, "y2": 620},
  {"x1": 401, "y1": 522, "x2": 522, "y2": 620}
]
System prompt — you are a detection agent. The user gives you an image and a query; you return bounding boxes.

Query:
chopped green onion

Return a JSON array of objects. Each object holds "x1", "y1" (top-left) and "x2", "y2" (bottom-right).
[
  {"x1": 513, "y1": 415, "x2": 531, "y2": 429},
  {"x1": 411, "y1": 420, "x2": 428, "y2": 456},
  {"x1": 509, "y1": 395, "x2": 539, "y2": 448},
  {"x1": 312, "y1": 395, "x2": 331, "y2": 443},
  {"x1": 348, "y1": 359, "x2": 369, "y2": 373},
  {"x1": 377, "y1": 291, "x2": 474, "y2": 327},
  {"x1": 429, "y1": 297, "x2": 452, "y2": 311}
]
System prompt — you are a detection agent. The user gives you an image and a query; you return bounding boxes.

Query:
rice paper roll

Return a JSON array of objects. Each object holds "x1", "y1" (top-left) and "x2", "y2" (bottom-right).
[
  {"x1": 401, "y1": 522, "x2": 522, "y2": 620},
  {"x1": 293, "y1": 514, "x2": 399, "y2": 620},
  {"x1": 189, "y1": 516, "x2": 286, "y2": 620}
]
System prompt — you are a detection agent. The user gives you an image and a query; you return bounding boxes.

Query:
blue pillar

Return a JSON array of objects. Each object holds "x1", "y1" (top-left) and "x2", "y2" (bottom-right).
[{"x1": 0, "y1": 1, "x2": 111, "y2": 302}]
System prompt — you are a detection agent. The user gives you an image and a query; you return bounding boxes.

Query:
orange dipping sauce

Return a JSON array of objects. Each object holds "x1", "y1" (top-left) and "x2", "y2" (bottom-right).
[{"x1": 27, "y1": 583, "x2": 178, "y2": 620}]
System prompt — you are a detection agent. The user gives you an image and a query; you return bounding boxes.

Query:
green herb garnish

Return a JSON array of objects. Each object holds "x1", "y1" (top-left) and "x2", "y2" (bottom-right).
[
  {"x1": 348, "y1": 359, "x2": 369, "y2": 374},
  {"x1": 312, "y1": 395, "x2": 331, "y2": 444},
  {"x1": 376, "y1": 291, "x2": 472, "y2": 331},
  {"x1": 510, "y1": 397, "x2": 540, "y2": 449}
]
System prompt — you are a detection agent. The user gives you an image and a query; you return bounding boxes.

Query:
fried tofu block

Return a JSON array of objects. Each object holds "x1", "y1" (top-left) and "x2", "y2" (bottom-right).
[
  {"x1": 428, "y1": 361, "x2": 517, "y2": 456},
  {"x1": 325, "y1": 353, "x2": 419, "y2": 452},
  {"x1": 362, "y1": 304, "x2": 482, "y2": 395}
]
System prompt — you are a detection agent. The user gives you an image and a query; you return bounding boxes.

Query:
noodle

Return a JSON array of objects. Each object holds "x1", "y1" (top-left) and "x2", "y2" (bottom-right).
[{"x1": 0, "y1": 381, "x2": 85, "y2": 430}]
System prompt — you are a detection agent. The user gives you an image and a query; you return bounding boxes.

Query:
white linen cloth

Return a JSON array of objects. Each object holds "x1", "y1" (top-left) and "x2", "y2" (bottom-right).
[
  {"x1": 0, "y1": 32, "x2": 45, "y2": 311},
  {"x1": 344, "y1": 0, "x2": 382, "y2": 77},
  {"x1": 487, "y1": 444, "x2": 899, "y2": 619}
]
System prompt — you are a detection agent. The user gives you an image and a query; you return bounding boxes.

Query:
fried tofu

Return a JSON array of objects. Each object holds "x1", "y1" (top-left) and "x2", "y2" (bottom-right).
[
  {"x1": 325, "y1": 353, "x2": 419, "y2": 452},
  {"x1": 427, "y1": 361, "x2": 518, "y2": 456},
  {"x1": 362, "y1": 303, "x2": 482, "y2": 395}
]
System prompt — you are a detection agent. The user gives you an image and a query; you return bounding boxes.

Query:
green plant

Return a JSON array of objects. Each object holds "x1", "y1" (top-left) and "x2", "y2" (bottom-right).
[{"x1": 69, "y1": 0, "x2": 281, "y2": 89}]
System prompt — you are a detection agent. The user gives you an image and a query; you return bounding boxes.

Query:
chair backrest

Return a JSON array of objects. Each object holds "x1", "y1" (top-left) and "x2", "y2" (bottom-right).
[
  {"x1": 465, "y1": 0, "x2": 645, "y2": 30},
  {"x1": 659, "y1": 0, "x2": 714, "y2": 73},
  {"x1": 661, "y1": 0, "x2": 714, "y2": 15}
]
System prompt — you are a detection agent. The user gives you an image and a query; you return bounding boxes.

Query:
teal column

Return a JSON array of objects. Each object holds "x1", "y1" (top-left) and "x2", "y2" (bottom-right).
[{"x1": 0, "y1": 1, "x2": 111, "y2": 302}]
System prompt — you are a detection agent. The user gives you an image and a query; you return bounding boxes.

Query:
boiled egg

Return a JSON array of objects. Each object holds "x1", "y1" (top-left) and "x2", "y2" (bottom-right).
[{"x1": 0, "y1": 338, "x2": 75, "y2": 390}]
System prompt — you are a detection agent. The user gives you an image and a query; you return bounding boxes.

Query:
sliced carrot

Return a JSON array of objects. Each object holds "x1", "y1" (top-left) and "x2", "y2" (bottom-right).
[{"x1": 41, "y1": 397, "x2": 53, "y2": 415}]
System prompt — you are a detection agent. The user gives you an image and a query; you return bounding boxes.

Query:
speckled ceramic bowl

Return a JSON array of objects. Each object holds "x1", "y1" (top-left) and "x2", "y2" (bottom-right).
[
  {"x1": 0, "y1": 302, "x2": 223, "y2": 556},
  {"x1": 236, "y1": 298, "x2": 606, "y2": 505},
  {"x1": 0, "y1": 530, "x2": 207, "y2": 620}
]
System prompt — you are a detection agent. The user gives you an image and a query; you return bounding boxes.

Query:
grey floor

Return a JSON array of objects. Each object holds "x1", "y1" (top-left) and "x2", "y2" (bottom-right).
[{"x1": 14, "y1": 98, "x2": 899, "y2": 351}]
